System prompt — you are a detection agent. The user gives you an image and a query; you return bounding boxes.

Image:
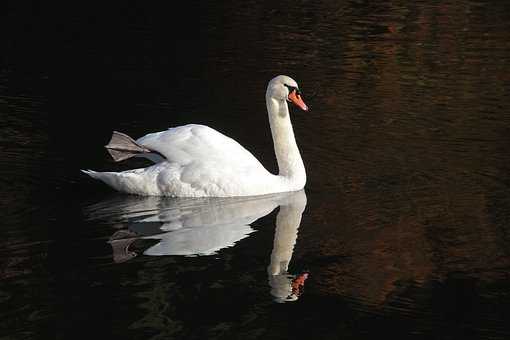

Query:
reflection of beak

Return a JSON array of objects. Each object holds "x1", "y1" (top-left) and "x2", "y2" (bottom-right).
[
  {"x1": 291, "y1": 272, "x2": 309, "y2": 296},
  {"x1": 288, "y1": 90, "x2": 309, "y2": 111}
]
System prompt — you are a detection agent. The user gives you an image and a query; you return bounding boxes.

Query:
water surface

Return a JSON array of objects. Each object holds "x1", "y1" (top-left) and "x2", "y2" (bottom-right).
[{"x1": 2, "y1": 1, "x2": 510, "y2": 339}]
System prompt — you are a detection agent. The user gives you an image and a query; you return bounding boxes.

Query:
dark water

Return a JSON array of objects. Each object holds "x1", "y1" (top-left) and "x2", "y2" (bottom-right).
[{"x1": 3, "y1": 1, "x2": 510, "y2": 339}]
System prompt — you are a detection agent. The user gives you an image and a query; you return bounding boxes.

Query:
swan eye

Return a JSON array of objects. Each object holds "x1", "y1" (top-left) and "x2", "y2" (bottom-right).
[{"x1": 284, "y1": 84, "x2": 301, "y2": 95}]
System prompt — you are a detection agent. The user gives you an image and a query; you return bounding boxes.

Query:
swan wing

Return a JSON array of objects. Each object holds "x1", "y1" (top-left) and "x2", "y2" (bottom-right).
[{"x1": 136, "y1": 124, "x2": 265, "y2": 169}]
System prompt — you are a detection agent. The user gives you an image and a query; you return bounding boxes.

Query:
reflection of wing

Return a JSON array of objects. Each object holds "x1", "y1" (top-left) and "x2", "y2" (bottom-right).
[
  {"x1": 84, "y1": 192, "x2": 302, "y2": 257},
  {"x1": 143, "y1": 224, "x2": 255, "y2": 256},
  {"x1": 142, "y1": 197, "x2": 280, "y2": 255}
]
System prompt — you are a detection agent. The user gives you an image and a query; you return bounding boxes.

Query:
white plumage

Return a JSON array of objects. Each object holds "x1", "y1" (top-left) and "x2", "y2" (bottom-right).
[{"x1": 82, "y1": 75, "x2": 308, "y2": 197}]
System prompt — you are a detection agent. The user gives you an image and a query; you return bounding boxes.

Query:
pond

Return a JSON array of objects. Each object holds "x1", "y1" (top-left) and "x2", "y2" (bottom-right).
[{"x1": 2, "y1": 1, "x2": 510, "y2": 339}]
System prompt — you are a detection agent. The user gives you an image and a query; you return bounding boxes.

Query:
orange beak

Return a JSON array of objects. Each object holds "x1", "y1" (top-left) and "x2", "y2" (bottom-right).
[{"x1": 288, "y1": 90, "x2": 309, "y2": 111}]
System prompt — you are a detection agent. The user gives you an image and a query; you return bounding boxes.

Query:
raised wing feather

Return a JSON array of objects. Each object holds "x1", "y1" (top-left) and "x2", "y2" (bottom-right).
[{"x1": 136, "y1": 124, "x2": 267, "y2": 172}]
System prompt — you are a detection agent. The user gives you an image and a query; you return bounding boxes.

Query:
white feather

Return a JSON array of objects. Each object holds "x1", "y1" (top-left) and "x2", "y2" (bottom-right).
[{"x1": 83, "y1": 75, "x2": 307, "y2": 197}]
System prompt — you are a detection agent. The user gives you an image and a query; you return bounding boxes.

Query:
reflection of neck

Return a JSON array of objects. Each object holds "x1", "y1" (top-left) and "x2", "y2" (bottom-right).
[
  {"x1": 266, "y1": 97, "x2": 306, "y2": 189},
  {"x1": 267, "y1": 192, "x2": 307, "y2": 275}
]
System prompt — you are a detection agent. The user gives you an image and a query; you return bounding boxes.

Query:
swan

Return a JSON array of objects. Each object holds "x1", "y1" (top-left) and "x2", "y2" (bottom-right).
[{"x1": 82, "y1": 75, "x2": 308, "y2": 197}]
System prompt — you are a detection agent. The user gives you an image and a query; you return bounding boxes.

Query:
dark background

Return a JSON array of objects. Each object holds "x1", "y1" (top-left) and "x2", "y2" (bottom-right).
[{"x1": 3, "y1": 1, "x2": 510, "y2": 339}]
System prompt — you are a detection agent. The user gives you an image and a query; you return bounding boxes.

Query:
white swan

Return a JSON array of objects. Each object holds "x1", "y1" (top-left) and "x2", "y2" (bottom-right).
[{"x1": 82, "y1": 75, "x2": 308, "y2": 197}]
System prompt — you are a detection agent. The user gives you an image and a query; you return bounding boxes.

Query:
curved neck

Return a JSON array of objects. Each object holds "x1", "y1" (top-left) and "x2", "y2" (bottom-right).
[{"x1": 266, "y1": 97, "x2": 306, "y2": 187}]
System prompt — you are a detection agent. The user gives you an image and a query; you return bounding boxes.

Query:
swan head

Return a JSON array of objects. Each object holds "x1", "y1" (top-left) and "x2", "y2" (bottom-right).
[{"x1": 267, "y1": 75, "x2": 308, "y2": 111}]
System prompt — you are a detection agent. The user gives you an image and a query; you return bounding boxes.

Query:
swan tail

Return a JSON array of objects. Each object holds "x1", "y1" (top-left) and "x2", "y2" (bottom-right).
[
  {"x1": 81, "y1": 169, "x2": 118, "y2": 187},
  {"x1": 81, "y1": 169, "x2": 145, "y2": 194},
  {"x1": 104, "y1": 131, "x2": 152, "y2": 162}
]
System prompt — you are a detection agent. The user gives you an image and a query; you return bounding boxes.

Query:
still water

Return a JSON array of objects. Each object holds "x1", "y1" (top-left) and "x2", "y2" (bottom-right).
[{"x1": 3, "y1": 1, "x2": 510, "y2": 339}]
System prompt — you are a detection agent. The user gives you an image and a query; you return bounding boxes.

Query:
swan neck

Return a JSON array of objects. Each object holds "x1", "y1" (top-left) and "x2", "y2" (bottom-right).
[{"x1": 266, "y1": 97, "x2": 306, "y2": 186}]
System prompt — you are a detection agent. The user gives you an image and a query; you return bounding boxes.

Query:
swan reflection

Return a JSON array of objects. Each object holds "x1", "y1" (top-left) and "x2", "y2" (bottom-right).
[{"x1": 85, "y1": 190, "x2": 309, "y2": 302}]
